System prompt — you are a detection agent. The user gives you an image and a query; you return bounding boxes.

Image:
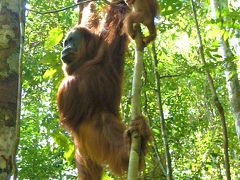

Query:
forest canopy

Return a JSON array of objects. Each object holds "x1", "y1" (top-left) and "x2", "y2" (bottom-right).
[{"x1": 16, "y1": 0, "x2": 240, "y2": 179}]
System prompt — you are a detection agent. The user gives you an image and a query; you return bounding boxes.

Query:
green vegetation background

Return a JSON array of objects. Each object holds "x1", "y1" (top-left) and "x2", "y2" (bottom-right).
[{"x1": 18, "y1": 0, "x2": 240, "y2": 179}]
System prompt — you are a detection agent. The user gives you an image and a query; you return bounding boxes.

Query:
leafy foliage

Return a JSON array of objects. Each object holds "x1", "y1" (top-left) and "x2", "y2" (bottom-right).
[{"x1": 18, "y1": 0, "x2": 240, "y2": 179}]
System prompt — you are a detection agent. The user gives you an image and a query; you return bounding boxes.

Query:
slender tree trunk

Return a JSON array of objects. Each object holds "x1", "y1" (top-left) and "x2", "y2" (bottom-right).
[
  {"x1": 142, "y1": 67, "x2": 167, "y2": 177},
  {"x1": 128, "y1": 25, "x2": 145, "y2": 180},
  {"x1": 0, "y1": 0, "x2": 23, "y2": 179},
  {"x1": 210, "y1": 0, "x2": 240, "y2": 143},
  {"x1": 152, "y1": 43, "x2": 173, "y2": 180},
  {"x1": 220, "y1": 39, "x2": 240, "y2": 143},
  {"x1": 233, "y1": 30, "x2": 240, "y2": 56},
  {"x1": 190, "y1": 0, "x2": 231, "y2": 179}
]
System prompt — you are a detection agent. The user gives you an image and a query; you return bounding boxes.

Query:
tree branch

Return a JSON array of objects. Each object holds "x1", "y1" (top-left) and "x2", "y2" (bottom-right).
[{"x1": 25, "y1": 0, "x2": 118, "y2": 15}]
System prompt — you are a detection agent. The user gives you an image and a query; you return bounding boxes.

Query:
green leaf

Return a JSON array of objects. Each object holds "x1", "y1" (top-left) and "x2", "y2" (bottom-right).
[
  {"x1": 63, "y1": 145, "x2": 74, "y2": 162},
  {"x1": 52, "y1": 131, "x2": 71, "y2": 150},
  {"x1": 43, "y1": 68, "x2": 57, "y2": 79},
  {"x1": 223, "y1": 31, "x2": 229, "y2": 41},
  {"x1": 45, "y1": 27, "x2": 63, "y2": 50},
  {"x1": 102, "y1": 175, "x2": 114, "y2": 180},
  {"x1": 152, "y1": 128, "x2": 160, "y2": 135},
  {"x1": 40, "y1": 51, "x2": 59, "y2": 65}
]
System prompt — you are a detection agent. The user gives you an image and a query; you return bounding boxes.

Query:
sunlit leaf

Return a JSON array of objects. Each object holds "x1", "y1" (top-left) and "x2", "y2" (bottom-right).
[
  {"x1": 63, "y1": 145, "x2": 74, "y2": 162},
  {"x1": 223, "y1": 31, "x2": 229, "y2": 41},
  {"x1": 102, "y1": 175, "x2": 114, "y2": 180},
  {"x1": 45, "y1": 27, "x2": 63, "y2": 50},
  {"x1": 43, "y1": 68, "x2": 57, "y2": 79}
]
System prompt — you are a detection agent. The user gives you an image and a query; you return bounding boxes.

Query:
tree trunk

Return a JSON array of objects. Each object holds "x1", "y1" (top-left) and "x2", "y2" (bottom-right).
[
  {"x1": 128, "y1": 25, "x2": 144, "y2": 180},
  {"x1": 190, "y1": 0, "x2": 231, "y2": 179},
  {"x1": 233, "y1": 30, "x2": 240, "y2": 56},
  {"x1": 220, "y1": 39, "x2": 240, "y2": 143},
  {"x1": 152, "y1": 43, "x2": 173, "y2": 180},
  {"x1": 210, "y1": 0, "x2": 240, "y2": 143},
  {"x1": 0, "y1": 0, "x2": 23, "y2": 179}
]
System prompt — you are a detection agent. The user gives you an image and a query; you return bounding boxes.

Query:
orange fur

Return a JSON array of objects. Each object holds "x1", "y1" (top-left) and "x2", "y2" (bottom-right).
[
  {"x1": 124, "y1": 0, "x2": 159, "y2": 46},
  {"x1": 57, "y1": 2, "x2": 152, "y2": 179}
]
